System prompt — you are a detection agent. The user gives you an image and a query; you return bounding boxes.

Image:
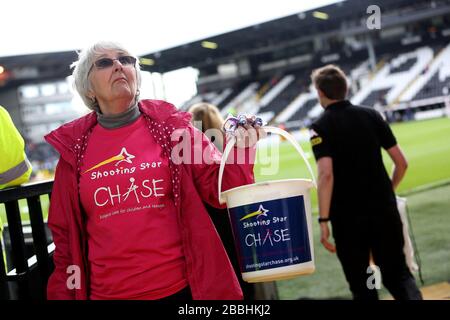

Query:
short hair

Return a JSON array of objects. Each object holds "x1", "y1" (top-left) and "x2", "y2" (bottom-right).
[
  {"x1": 311, "y1": 64, "x2": 348, "y2": 100},
  {"x1": 71, "y1": 41, "x2": 142, "y2": 111}
]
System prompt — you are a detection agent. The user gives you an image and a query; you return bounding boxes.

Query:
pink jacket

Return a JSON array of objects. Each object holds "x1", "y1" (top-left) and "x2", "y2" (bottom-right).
[{"x1": 44, "y1": 99, "x2": 255, "y2": 300}]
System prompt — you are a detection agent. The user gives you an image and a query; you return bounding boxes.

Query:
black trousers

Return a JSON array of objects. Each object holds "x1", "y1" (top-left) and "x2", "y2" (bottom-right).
[{"x1": 331, "y1": 210, "x2": 423, "y2": 300}]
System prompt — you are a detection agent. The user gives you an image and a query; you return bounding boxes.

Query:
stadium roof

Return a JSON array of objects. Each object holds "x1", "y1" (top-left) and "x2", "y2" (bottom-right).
[
  {"x1": 0, "y1": 51, "x2": 78, "y2": 90},
  {"x1": 0, "y1": 0, "x2": 446, "y2": 90},
  {"x1": 138, "y1": 0, "x2": 413, "y2": 73}
]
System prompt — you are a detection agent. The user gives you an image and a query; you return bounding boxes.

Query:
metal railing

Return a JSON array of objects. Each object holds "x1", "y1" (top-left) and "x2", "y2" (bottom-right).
[{"x1": 0, "y1": 180, "x2": 54, "y2": 300}]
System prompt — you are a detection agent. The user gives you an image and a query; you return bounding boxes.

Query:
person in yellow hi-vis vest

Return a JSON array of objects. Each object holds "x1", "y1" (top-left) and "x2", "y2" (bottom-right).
[{"x1": 0, "y1": 105, "x2": 33, "y2": 271}]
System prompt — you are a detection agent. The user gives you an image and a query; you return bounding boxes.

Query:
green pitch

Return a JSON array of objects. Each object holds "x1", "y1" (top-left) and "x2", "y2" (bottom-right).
[{"x1": 254, "y1": 117, "x2": 450, "y2": 209}]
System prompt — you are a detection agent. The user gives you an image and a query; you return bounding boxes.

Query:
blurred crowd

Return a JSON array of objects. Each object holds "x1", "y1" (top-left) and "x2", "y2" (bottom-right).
[{"x1": 25, "y1": 141, "x2": 59, "y2": 181}]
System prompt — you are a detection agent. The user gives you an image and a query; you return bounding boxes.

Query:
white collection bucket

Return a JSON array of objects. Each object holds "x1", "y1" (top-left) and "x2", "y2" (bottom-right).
[{"x1": 218, "y1": 126, "x2": 317, "y2": 283}]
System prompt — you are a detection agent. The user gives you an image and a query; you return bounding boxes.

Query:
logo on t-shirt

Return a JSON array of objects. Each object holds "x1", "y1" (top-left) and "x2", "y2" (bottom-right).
[
  {"x1": 83, "y1": 147, "x2": 135, "y2": 174},
  {"x1": 80, "y1": 146, "x2": 167, "y2": 218}
]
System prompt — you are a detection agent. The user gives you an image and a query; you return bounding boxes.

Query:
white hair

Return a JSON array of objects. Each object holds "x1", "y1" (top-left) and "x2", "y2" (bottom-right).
[{"x1": 71, "y1": 41, "x2": 142, "y2": 111}]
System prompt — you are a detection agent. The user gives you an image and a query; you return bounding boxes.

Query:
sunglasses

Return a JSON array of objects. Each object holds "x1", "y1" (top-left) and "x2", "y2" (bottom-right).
[{"x1": 92, "y1": 56, "x2": 137, "y2": 70}]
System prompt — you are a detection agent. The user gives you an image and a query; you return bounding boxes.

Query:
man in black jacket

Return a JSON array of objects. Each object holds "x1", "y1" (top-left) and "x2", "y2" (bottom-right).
[{"x1": 309, "y1": 65, "x2": 422, "y2": 300}]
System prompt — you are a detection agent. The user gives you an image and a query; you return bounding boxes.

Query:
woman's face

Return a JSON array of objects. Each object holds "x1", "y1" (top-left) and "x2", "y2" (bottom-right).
[{"x1": 88, "y1": 49, "x2": 138, "y2": 114}]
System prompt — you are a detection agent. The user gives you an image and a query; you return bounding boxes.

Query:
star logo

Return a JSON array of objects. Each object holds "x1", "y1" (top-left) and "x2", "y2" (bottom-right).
[
  {"x1": 83, "y1": 147, "x2": 135, "y2": 174},
  {"x1": 240, "y1": 205, "x2": 270, "y2": 221},
  {"x1": 115, "y1": 147, "x2": 135, "y2": 166}
]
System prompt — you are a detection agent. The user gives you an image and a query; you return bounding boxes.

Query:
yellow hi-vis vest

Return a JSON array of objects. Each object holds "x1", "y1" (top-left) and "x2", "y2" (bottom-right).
[
  {"x1": 1, "y1": 105, "x2": 33, "y2": 269},
  {"x1": 0, "y1": 105, "x2": 32, "y2": 190}
]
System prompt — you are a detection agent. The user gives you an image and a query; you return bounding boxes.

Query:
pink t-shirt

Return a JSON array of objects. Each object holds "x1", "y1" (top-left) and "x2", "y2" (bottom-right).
[{"x1": 79, "y1": 116, "x2": 187, "y2": 299}]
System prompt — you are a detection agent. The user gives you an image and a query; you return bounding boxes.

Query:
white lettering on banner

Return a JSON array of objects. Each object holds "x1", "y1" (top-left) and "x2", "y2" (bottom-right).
[
  {"x1": 93, "y1": 178, "x2": 165, "y2": 207},
  {"x1": 170, "y1": 127, "x2": 250, "y2": 165},
  {"x1": 246, "y1": 256, "x2": 300, "y2": 269},
  {"x1": 242, "y1": 215, "x2": 288, "y2": 229},
  {"x1": 244, "y1": 228, "x2": 291, "y2": 247},
  {"x1": 272, "y1": 216, "x2": 287, "y2": 223},
  {"x1": 243, "y1": 219, "x2": 270, "y2": 229}
]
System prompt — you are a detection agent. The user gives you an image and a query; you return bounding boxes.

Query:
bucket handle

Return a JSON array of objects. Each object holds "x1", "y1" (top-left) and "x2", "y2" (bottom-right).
[{"x1": 218, "y1": 126, "x2": 317, "y2": 204}]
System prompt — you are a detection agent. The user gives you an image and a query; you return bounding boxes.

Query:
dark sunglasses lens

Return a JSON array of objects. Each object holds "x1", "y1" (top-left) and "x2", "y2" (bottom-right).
[
  {"x1": 95, "y1": 58, "x2": 113, "y2": 69},
  {"x1": 119, "y1": 56, "x2": 136, "y2": 65}
]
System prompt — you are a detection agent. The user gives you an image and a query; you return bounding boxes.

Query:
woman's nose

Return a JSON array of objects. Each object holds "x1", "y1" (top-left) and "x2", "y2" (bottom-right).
[{"x1": 113, "y1": 59, "x2": 123, "y2": 72}]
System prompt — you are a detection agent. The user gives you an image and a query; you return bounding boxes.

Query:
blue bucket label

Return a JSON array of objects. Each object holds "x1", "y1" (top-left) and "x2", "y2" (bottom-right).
[{"x1": 228, "y1": 195, "x2": 311, "y2": 273}]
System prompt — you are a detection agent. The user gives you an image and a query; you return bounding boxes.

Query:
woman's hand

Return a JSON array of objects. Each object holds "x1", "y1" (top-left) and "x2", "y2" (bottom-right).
[{"x1": 231, "y1": 115, "x2": 267, "y2": 148}]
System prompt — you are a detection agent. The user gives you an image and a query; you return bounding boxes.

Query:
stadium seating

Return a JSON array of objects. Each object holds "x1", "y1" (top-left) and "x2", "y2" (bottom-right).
[
  {"x1": 360, "y1": 88, "x2": 390, "y2": 107},
  {"x1": 283, "y1": 98, "x2": 318, "y2": 125},
  {"x1": 407, "y1": 43, "x2": 450, "y2": 101},
  {"x1": 185, "y1": 38, "x2": 450, "y2": 131},
  {"x1": 390, "y1": 56, "x2": 418, "y2": 74}
]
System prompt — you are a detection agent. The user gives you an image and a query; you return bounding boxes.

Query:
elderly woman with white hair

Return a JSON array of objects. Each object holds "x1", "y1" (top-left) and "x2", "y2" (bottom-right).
[{"x1": 45, "y1": 41, "x2": 263, "y2": 300}]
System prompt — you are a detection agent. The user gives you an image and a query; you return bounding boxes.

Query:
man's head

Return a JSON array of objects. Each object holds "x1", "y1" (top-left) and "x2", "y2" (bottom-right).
[{"x1": 311, "y1": 64, "x2": 348, "y2": 108}]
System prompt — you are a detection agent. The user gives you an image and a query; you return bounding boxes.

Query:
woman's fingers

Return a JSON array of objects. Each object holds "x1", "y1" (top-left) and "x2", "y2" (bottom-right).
[
  {"x1": 256, "y1": 127, "x2": 267, "y2": 140},
  {"x1": 236, "y1": 125, "x2": 260, "y2": 147},
  {"x1": 231, "y1": 114, "x2": 266, "y2": 148}
]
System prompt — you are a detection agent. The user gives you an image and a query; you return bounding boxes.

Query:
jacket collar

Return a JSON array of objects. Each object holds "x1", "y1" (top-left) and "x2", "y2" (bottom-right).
[{"x1": 44, "y1": 99, "x2": 191, "y2": 166}]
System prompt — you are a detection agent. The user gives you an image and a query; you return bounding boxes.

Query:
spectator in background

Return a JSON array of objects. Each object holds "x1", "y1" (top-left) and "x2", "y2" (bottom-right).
[
  {"x1": 404, "y1": 102, "x2": 414, "y2": 121},
  {"x1": 189, "y1": 103, "x2": 225, "y2": 151},
  {"x1": 0, "y1": 105, "x2": 33, "y2": 269},
  {"x1": 385, "y1": 107, "x2": 395, "y2": 123},
  {"x1": 308, "y1": 65, "x2": 422, "y2": 300},
  {"x1": 188, "y1": 102, "x2": 256, "y2": 300}
]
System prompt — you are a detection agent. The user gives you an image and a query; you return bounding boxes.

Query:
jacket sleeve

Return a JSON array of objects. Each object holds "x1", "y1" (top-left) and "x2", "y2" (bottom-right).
[
  {"x1": 180, "y1": 125, "x2": 255, "y2": 209},
  {"x1": 46, "y1": 159, "x2": 76, "y2": 300}
]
